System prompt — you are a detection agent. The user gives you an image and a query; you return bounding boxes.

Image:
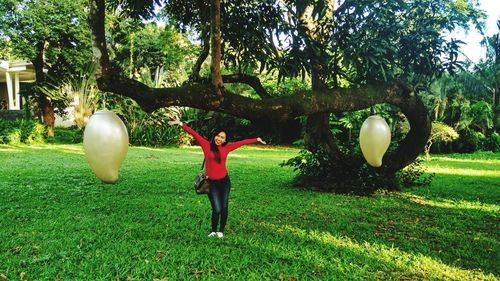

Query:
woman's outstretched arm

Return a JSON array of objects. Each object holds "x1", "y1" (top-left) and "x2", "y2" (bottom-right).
[
  {"x1": 168, "y1": 117, "x2": 209, "y2": 146},
  {"x1": 225, "y1": 137, "x2": 267, "y2": 152}
]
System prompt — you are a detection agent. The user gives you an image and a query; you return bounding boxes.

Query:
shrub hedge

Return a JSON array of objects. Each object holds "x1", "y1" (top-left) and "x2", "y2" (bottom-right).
[{"x1": 0, "y1": 119, "x2": 46, "y2": 145}]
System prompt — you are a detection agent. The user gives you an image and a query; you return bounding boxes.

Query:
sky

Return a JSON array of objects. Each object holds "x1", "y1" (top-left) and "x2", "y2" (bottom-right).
[{"x1": 453, "y1": 0, "x2": 499, "y2": 63}]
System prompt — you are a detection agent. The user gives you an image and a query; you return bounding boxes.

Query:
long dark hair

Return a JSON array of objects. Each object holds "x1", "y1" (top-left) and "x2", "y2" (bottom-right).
[{"x1": 210, "y1": 130, "x2": 228, "y2": 163}]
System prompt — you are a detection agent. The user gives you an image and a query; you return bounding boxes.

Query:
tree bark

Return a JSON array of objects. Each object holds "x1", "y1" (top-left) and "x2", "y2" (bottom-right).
[
  {"x1": 189, "y1": 28, "x2": 210, "y2": 82},
  {"x1": 494, "y1": 31, "x2": 500, "y2": 130},
  {"x1": 33, "y1": 40, "x2": 55, "y2": 137},
  {"x1": 296, "y1": 0, "x2": 342, "y2": 160},
  {"x1": 210, "y1": 0, "x2": 223, "y2": 92}
]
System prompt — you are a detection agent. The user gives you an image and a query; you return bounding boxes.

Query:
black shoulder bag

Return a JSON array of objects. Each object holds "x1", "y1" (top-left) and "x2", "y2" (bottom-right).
[{"x1": 194, "y1": 160, "x2": 210, "y2": 194}]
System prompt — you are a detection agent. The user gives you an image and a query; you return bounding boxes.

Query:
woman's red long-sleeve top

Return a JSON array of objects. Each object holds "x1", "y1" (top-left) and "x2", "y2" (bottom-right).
[{"x1": 181, "y1": 124, "x2": 258, "y2": 180}]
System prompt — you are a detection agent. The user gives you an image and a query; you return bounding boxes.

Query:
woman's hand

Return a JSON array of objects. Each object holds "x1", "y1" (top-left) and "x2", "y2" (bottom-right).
[
  {"x1": 257, "y1": 137, "x2": 267, "y2": 145},
  {"x1": 167, "y1": 117, "x2": 182, "y2": 126}
]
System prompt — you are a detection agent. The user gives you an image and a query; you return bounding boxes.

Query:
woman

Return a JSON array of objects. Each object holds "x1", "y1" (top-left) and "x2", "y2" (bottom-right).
[{"x1": 168, "y1": 117, "x2": 266, "y2": 238}]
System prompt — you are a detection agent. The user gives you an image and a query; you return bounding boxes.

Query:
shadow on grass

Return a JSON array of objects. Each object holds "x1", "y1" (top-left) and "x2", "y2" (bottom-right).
[
  {"x1": 241, "y1": 185, "x2": 499, "y2": 276},
  {"x1": 231, "y1": 221, "x2": 496, "y2": 280}
]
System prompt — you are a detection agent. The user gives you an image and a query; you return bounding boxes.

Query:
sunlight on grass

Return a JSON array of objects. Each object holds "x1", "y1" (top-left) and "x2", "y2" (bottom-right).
[
  {"x1": 51, "y1": 144, "x2": 84, "y2": 151},
  {"x1": 24, "y1": 145, "x2": 46, "y2": 149},
  {"x1": 49, "y1": 145, "x2": 85, "y2": 155},
  {"x1": 0, "y1": 147, "x2": 23, "y2": 152},
  {"x1": 431, "y1": 157, "x2": 500, "y2": 165},
  {"x1": 402, "y1": 194, "x2": 500, "y2": 213},
  {"x1": 134, "y1": 146, "x2": 171, "y2": 152},
  {"x1": 429, "y1": 167, "x2": 500, "y2": 177},
  {"x1": 262, "y1": 222, "x2": 497, "y2": 281}
]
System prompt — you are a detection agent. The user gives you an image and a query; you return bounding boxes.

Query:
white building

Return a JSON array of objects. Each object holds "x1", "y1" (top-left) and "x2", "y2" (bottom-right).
[
  {"x1": 0, "y1": 60, "x2": 75, "y2": 126},
  {"x1": 0, "y1": 60, "x2": 36, "y2": 110}
]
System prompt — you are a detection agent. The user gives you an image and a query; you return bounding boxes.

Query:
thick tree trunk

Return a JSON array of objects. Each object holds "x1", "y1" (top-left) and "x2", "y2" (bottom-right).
[
  {"x1": 300, "y1": 5, "x2": 343, "y2": 161},
  {"x1": 304, "y1": 113, "x2": 342, "y2": 161},
  {"x1": 39, "y1": 95, "x2": 55, "y2": 137},
  {"x1": 33, "y1": 41, "x2": 55, "y2": 137},
  {"x1": 304, "y1": 65, "x2": 343, "y2": 160}
]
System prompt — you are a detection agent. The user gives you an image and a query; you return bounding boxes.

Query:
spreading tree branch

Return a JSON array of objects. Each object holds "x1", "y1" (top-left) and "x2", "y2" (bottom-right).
[
  {"x1": 88, "y1": 0, "x2": 430, "y2": 174},
  {"x1": 222, "y1": 74, "x2": 271, "y2": 99}
]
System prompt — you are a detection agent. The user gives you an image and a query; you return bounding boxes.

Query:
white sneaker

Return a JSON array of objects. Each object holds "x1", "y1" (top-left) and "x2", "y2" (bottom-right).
[
  {"x1": 216, "y1": 232, "x2": 224, "y2": 238},
  {"x1": 208, "y1": 232, "x2": 217, "y2": 237}
]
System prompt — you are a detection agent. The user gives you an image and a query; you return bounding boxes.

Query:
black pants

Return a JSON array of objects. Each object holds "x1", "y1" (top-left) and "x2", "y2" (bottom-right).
[{"x1": 207, "y1": 175, "x2": 231, "y2": 233}]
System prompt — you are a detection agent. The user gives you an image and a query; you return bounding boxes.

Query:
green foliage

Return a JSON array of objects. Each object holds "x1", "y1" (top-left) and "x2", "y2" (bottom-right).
[
  {"x1": 396, "y1": 158, "x2": 435, "y2": 188},
  {"x1": 163, "y1": 0, "x2": 483, "y2": 85},
  {"x1": 40, "y1": 65, "x2": 100, "y2": 128},
  {"x1": 128, "y1": 124, "x2": 181, "y2": 147},
  {"x1": 185, "y1": 109, "x2": 259, "y2": 142},
  {"x1": 484, "y1": 132, "x2": 500, "y2": 152},
  {"x1": 469, "y1": 100, "x2": 494, "y2": 132},
  {"x1": 281, "y1": 149, "x2": 401, "y2": 195},
  {"x1": 263, "y1": 78, "x2": 310, "y2": 97},
  {"x1": 185, "y1": 108, "x2": 299, "y2": 145},
  {"x1": 453, "y1": 129, "x2": 486, "y2": 153},
  {"x1": 165, "y1": 0, "x2": 283, "y2": 75},
  {"x1": 425, "y1": 121, "x2": 459, "y2": 159},
  {"x1": 282, "y1": 145, "x2": 435, "y2": 194},
  {"x1": 106, "y1": 14, "x2": 197, "y2": 79},
  {"x1": 431, "y1": 122, "x2": 460, "y2": 143},
  {"x1": 0, "y1": 0, "x2": 92, "y2": 77},
  {"x1": 330, "y1": 104, "x2": 407, "y2": 149},
  {"x1": 105, "y1": 95, "x2": 182, "y2": 147},
  {"x1": 0, "y1": 119, "x2": 45, "y2": 144},
  {"x1": 1, "y1": 145, "x2": 497, "y2": 279},
  {"x1": 420, "y1": 71, "x2": 496, "y2": 154},
  {"x1": 50, "y1": 127, "x2": 83, "y2": 144}
]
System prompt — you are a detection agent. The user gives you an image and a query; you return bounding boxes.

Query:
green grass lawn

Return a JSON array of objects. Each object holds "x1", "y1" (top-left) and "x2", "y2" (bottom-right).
[{"x1": 0, "y1": 144, "x2": 498, "y2": 280}]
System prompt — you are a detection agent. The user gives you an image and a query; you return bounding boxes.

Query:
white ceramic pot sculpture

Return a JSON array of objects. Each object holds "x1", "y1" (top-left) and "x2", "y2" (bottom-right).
[
  {"x1": 83, "y1": 110, "x2": 129, "y2": 183},
  {"x1": 359, "y1": 115, "x2": 391, "y2": 167}
]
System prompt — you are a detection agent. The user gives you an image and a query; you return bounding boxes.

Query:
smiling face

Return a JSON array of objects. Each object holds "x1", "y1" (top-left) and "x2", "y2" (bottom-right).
[{"x1": 214, "y1": 131, "x2": 227, "y2": 146}]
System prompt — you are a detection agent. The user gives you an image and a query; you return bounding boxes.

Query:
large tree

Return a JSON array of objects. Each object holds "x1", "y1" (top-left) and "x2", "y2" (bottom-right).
[
  {"x1": 89, "y1": 0, "x2": 482, "y2": 191},
  {"x1": 0, "y1": 0, "x2": 92, "y2": 136}
]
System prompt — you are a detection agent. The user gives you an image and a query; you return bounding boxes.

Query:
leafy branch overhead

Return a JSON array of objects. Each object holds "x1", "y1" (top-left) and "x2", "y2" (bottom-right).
[{"x1": 88, "y1": 0, "x2": 483, "y2": 175}]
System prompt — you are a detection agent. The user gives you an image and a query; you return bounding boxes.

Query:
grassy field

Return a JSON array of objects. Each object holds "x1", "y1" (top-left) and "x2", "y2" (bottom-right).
[{"x1": 0, "y1": 144, "x2": 498, "y2": 280}]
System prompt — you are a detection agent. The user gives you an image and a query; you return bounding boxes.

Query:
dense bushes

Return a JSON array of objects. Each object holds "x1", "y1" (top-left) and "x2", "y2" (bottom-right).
[
  {"x1": 0, "y1": 119, "x2": 46, "y2": 145},
  {"x1": 128, "y1": 125, "x2": 190, "y2": 147},
  {"x1": 484, "y1": 132, "x2": 500, "y2": 152},
  {"x1": 51, "y1": 127, "x2": 83, "y2": 144},
  {"x1": 444, "y1": 129, "x2": 498, "y2": 153},
  {"x1": 281, "y1": 148, "x2": 433, "y2": 195}
]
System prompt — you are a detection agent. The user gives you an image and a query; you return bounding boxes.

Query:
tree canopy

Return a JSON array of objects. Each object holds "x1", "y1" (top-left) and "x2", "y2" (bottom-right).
[
  {"x1": 88, "y1": 0, "x2": 484, "y2": 190},
  {"x1": 0, "y1": 0, "x2": 92, "y2": 136},
  {"x1": 0, "y1": 0, "x2": 92, "y2": 76}
]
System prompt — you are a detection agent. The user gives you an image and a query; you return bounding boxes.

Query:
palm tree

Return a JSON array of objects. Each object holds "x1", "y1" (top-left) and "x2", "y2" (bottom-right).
[{"x1": 40, "y1": 66, "x2": 99, "y2": 129}]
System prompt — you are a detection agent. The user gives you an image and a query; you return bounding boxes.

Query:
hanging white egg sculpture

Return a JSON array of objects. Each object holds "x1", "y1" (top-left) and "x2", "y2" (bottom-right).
[
  {"x1": 359, "y1": 115, "x2": 391, "y2": 167},
  {"x1": 83, "y1": 110, "x2": 129, "y2": 183}
]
